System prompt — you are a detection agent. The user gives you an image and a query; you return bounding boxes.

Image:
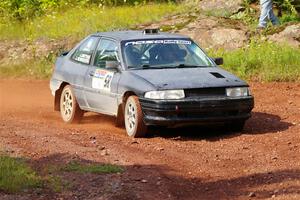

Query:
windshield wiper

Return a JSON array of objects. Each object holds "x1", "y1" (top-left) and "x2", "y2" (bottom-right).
[
  {"x1": 129, "y1": 64, "x2": 207, "y2": 70},
  {"x1": 128, "y1": 64, "x2": 151, "y2": 70},
  {"x1": 129, "y1": 64, "x2": 170, "y2": 70}
]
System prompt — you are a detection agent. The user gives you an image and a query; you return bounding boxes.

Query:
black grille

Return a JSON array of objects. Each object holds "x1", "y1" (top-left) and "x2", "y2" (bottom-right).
[
  {"x1": 177, "y1": 110, "x2": 239, "y2": 118},
  {"x1": 184, "y1": 88, "x2": 225, "y2": 97}
]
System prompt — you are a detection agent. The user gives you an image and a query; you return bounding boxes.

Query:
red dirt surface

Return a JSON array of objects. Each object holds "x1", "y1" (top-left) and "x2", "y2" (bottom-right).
[{"x1": 0, "y1": 80, "x2": 299, "y2": 200}]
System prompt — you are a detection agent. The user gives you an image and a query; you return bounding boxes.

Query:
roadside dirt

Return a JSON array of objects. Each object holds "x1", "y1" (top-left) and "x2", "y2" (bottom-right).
[{"x1": 0, "y1": 80, "x2": 299, "y2": 200}]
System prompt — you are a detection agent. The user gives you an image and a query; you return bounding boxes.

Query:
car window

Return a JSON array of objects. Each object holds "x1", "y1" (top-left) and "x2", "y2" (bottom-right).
[
  {"x1": 122, "y1": 40, "x2": 214, "y2": 69},
  {"x1": 71, "y1": 37, "x2": 99, "y2": 64},
  {"x1": 94, "y1": 39, "x2": 118, "y2": 68}
]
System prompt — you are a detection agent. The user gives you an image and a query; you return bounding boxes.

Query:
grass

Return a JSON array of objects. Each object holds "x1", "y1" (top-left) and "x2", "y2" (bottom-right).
[
  {"x1": 0, "y1": 153, "x2": 124, "y2": 194},
  {"x1": 43, "y1": 161, "x2": 123, "y2": 192},
  {"x1": 0, "y1": 59, "x2": 53, "y2": 79},
  {"x1": 46, "y1": 175, "x2": 71, "y2": 193},
  {"x1": 203, "y1": 9, "x2": 233, "y2": 18},
  {"x1": 0, "y1": 3, "x2": 188, "y2": 79},
  {"x1": 230, "y1": 3, "x2": 300, "y2": 31},
  {"x1": 0, "y1": 3, "x2": 299, "y2": 82},
  {"x1": 0, "y1": 3, "x2": 187, "y2": 41},
  {"x1": 0, "y1": 155, "x2": 41, "y2": 193},
  {"x1": 63, "y1": 161, "x2": 123, "y2": 174},
  {"x1": 160, "y1": 15, "x2": 197, "y2": 32},
  {"x1": 279, "y1": 13, "x2": 300, "y2": 24},
  {"x1": 1, "y1": 40, "x2": 299, "y2": 81},
  {"x1": 209, "y1": 40, "x2": 300, "y2": 82}
]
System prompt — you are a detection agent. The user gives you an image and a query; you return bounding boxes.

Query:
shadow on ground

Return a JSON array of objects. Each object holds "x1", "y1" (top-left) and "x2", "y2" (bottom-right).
[
  {"x1": 1, "y1": 153, "x2": 299, "y2": 200},
  {"x1": 244, "y1": 112, "x2": 293, "y2": 134},
  {"x1": 149, "y1": 112, "x2": 293, "y2": 141},
  {"x1": 76, "y1": 111, "x2": 293, "y2": 141}
]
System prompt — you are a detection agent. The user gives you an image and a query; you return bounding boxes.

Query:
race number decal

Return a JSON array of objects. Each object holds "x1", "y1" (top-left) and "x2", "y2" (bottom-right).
[{"x1": 92, "y1": 69, "x2": 114, "y2": 91}]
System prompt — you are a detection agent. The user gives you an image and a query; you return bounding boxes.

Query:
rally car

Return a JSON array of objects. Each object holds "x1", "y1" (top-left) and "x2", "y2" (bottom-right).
[{"x1": 50, "y1": 29, "x2": 254, "y2": 137}]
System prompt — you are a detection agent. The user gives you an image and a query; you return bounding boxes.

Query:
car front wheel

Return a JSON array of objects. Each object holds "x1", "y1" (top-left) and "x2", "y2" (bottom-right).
[
  {"x1": 124, "y1": 96, "x2": 147, "y2": 137},
  {"x1": 60, "y1": 85, "x2": 83, "y2": 123}
]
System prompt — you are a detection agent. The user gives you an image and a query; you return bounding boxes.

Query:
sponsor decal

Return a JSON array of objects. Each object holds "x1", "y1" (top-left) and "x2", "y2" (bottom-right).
[
  {"x1": 94, "y1": 69, "x2": 107, "y2": 78},
  {"x1": 92, "y1": 69, "x2": 114, "y2": 91},
  {"x1": 76, "y1": 54, "x2": 91, "y2": 64},
  {"x1": 125, "y1": 40, "x2": 191, "y2": 46}
]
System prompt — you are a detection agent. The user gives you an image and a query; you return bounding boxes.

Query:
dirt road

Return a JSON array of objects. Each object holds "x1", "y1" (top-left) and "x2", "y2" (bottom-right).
[{"x1": 0, "y1": 80, "x2": 299, "y2": 200}]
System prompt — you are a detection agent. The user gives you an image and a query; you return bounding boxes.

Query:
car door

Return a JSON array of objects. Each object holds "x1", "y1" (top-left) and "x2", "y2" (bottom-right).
[
  {"x1": 66, "y1": 36, "x2": 99, "y2": 107},
  {"x1": 84, "y1": 38, "x2": 121, "y2": 115}
]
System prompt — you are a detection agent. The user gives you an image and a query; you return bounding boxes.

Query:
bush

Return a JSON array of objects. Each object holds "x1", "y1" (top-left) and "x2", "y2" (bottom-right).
[{"x1": 209, "y1": 40, "x2": 300, "y2": 82}]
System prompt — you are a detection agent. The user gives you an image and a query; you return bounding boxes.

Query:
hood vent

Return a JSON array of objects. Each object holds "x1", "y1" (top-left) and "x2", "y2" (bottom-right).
[{"x1": 210, "y1": 72, "x2": 225, "y2": 78}]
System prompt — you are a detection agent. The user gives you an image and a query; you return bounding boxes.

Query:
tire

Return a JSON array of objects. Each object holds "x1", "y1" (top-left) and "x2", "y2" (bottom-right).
[
  {"x1": 124, "y1": 96, "x2": 147, "y2": 137},
  {"x1": 60, "y1": 85, "x2": 83, "y2": 123},
  {"x1": 229, "y1": 120, "x2": 246, "y2": 132}
]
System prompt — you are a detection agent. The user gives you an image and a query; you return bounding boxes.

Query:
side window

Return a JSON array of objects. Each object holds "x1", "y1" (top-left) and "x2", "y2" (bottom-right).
[
  {"x1": 94, "y1": 39, "x2": 118, "y2": 68},
  {"x1": 71, "y1": 37, "x2": 98, "y2": 64}
]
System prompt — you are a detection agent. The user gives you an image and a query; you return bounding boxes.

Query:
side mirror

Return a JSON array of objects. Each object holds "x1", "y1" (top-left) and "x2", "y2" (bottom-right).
[
  {"x1": 60, "y1": 51, "x2": 69, "y2": 57},
  {"x1": 212, "y1": 57, "x2": 224, "y2": 65},
  {"x1": 105, "y1": 61, "x2": 120, "y2": 71}
]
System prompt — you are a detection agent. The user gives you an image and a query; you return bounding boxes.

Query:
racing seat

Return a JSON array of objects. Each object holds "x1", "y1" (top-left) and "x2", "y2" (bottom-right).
[
  {"x1": 176, "y1": 49, "x2": 187, "y2": 62},
  {"x1": 149, "y1": 46, "x2": 161, "y2": 65},
  {"x1": 125, "y1": 46, "x2": 141, "y2": 67}
]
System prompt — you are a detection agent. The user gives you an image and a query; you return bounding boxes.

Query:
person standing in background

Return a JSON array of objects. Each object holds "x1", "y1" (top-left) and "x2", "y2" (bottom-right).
[{"x1": 258, "y1": 0, "x2": 280, "y2": 29}]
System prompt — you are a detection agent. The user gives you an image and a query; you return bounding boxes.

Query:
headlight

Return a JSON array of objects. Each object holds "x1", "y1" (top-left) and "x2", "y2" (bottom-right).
[
  {"x1": 226, "y1": 87, "x2": 250, "y2": 97},
  {"x1": 144, "y1": 90, "x2": 185, "y2": 100}
]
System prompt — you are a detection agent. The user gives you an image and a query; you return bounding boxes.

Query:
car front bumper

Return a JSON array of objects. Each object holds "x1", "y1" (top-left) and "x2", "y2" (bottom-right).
[{"x1": 139, "y1": 96, "x2": 254, "y2": 126}]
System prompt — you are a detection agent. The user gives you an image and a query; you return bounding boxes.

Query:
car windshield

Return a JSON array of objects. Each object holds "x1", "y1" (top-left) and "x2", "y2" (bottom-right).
[{"x1": 122, "y1": 39, "x2": 214, "y2": 69}]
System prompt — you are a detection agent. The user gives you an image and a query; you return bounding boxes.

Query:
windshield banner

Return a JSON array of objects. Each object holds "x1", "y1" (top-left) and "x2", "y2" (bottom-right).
[{"x1": 125, "y1": 40, "x2": 191, "y2": 46}]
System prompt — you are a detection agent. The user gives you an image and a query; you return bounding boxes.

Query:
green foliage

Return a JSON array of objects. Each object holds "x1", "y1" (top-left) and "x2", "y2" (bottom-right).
[
  {"x1": 209, "y1": 40, "x2": 300, "y2": 82},
  {"x1": 231, "y1": 2, "x2": 258, "y2": 26},
  {"x1": 0, "y1": 155, "x2": 42, "y2": 193},
  {"x1": 274, "y1": 0, "x2": 299, "y2": 15},
  {"x1": 0, "y1": 154, "x2": 123, "y2": 194},
  {"x1": 0, "y1": 3, "x2": 187, "y2": 79},
  {"x1": 0, "y1": 0, "x2": 177, "y2": 20},
  {"x1": 279, "y1": 12, "x2": 300, "y2": 23},
  {"x1": 63, "y1": 161, "x2": 123, "y2": 174},
  {"x1": 2, "y1": 39, "x2": 299, "y2": 82},
  {"x1": 0, "y1": 3, "x2": 186, "y2": 40},
  {"x1": 245, "y1": 0, "x2": 299, "y2": 15},
  {"x1": 232, "y1": 0, "x2": 299, "y2": 28}
]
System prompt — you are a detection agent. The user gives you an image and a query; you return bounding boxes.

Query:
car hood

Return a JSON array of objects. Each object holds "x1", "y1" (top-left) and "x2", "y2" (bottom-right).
[{"x1": 129, "y1": 67, "x2": 247, "y2": 90}]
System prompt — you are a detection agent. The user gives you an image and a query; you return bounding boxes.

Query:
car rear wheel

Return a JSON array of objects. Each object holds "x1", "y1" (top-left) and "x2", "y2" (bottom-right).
[
  {"x1": 124, "y1": 96, "x2": 147, "y2": 137},
  {"x1": 60, "y1": 85, "x2": 83, "y2": 123}
]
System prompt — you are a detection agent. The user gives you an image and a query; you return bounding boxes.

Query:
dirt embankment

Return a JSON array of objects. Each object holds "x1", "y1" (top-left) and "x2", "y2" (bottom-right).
[
  {"x1": 1, "y1": 7, "x2": 299, "y2": 67},
  {"x1": 0, "y1": 80, "x2": 300, "y2": 200}
]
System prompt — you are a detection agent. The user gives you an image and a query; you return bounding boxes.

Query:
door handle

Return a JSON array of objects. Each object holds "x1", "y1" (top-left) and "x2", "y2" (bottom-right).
[{"x1": 89, "y1": 71, "x2": 94, "y2": 77}]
